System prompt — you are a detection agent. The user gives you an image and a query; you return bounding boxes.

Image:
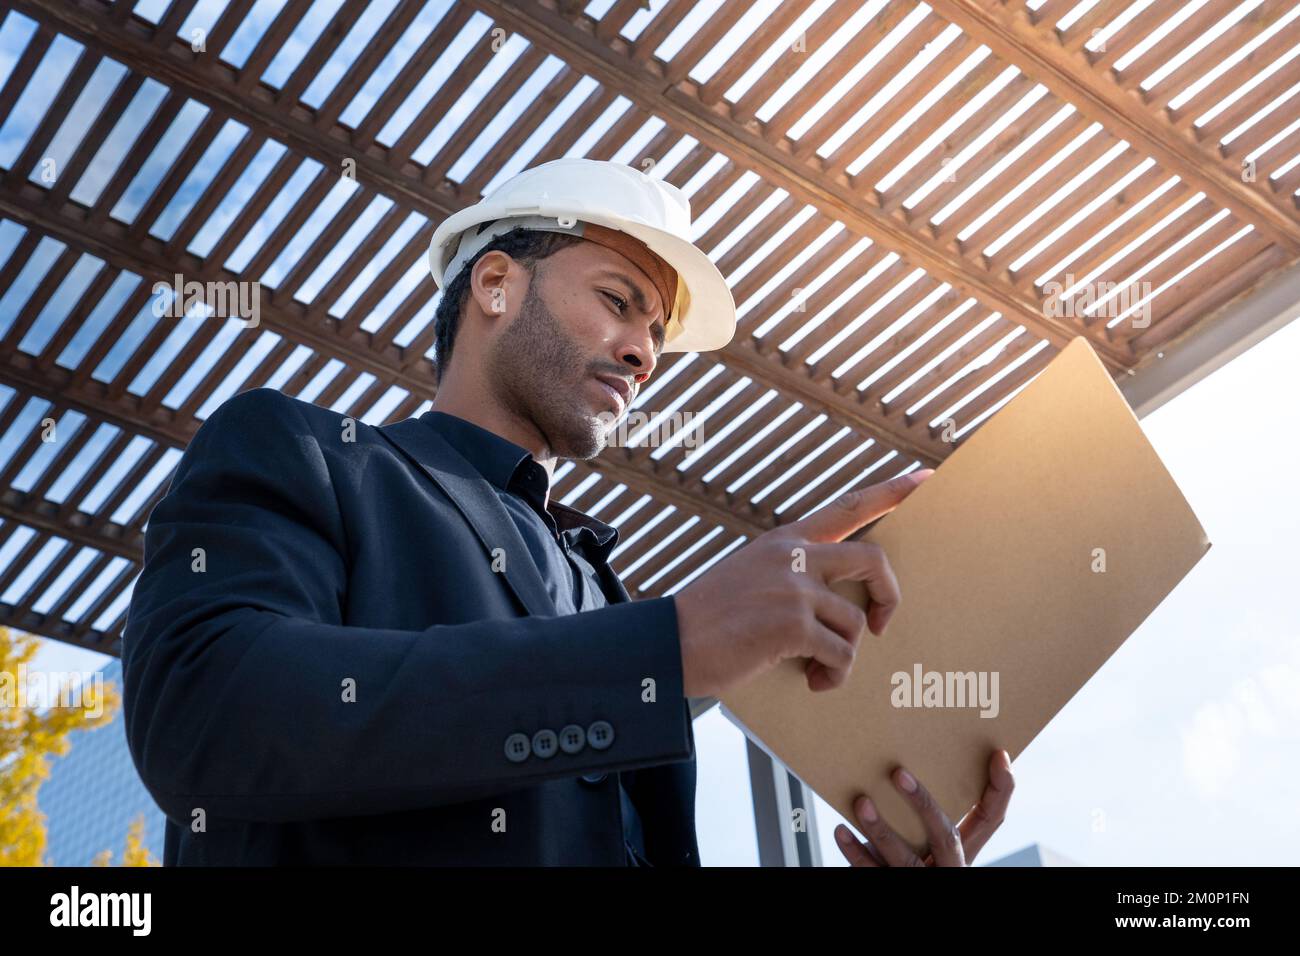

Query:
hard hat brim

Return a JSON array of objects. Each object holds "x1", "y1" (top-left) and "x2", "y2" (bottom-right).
[{"x1": 429, "y1": 208, "x2": 736, "y2": 355}]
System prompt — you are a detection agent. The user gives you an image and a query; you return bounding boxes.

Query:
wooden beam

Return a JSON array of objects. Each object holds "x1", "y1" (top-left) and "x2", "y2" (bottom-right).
[
  {"x1": 0, "y1": 488, "x2": 142, "y2": 560},
  {"x1": 0, "y1": 602, "x2": 119, "y2": 655},
  {"x1": 0, "y1": 330, "x2": 774, "y2": 540},
  {"x1": 0, "y1": 175, "x2": 440, "y2": 393},
  {"x1": 925, "y1": 0, "x2": 1300, "y2": 256}
]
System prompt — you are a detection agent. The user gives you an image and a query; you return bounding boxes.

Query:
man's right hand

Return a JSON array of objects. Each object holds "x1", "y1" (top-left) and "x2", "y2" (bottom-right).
[{"x1": 672, "y1": 468, "x2": 934, "y2": 699}]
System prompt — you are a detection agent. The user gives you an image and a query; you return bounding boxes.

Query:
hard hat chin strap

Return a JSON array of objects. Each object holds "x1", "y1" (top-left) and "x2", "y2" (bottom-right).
[{"x1": 442, "y1": 214, "x2": 582, "y2": 288}]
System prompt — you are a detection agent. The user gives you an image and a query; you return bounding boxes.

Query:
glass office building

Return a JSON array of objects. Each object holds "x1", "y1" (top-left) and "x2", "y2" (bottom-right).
[{"x1": 37, "y1": 657, "x2": 166, "y2": 866}]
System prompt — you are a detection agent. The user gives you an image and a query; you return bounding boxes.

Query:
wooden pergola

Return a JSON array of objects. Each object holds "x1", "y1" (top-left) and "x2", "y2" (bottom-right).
[{"x1": 1, "y1": 0, "x2": 1297, "y2": 659}]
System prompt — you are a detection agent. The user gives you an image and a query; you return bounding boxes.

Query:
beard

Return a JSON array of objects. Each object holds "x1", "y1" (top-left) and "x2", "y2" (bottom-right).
[{"x1": 484, "y1": 275, "x2": 616, "y2": 461}]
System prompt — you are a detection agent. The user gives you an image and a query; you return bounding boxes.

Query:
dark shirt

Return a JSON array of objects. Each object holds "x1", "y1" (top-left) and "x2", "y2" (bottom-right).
[{"x1": 423, "y1": 410, "x2": 651, "y2": 867}]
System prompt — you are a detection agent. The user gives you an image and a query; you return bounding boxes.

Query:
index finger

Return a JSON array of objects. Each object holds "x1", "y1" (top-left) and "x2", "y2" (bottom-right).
[
  {"x1": 892, "y1": 766, "x2": 964, "y2": 866},
  {"x1": 787, "y1": 469, "x2": 934, "y2": 544}
]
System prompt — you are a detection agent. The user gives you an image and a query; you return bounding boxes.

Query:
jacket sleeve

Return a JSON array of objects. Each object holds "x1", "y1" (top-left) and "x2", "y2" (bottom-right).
[{"x1": 122, "y1": 389, "x2": 693, "y2": 825}]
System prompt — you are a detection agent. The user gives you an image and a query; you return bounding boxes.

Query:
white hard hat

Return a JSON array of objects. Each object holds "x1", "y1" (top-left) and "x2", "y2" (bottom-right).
[{"x1": 428, "y1": 158, "x2": 737, "y2": 354}]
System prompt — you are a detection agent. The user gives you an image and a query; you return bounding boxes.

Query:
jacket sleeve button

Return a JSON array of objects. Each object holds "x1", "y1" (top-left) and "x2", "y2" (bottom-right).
[
  {"x1": 531, "y1": 729, "x2": 558, "y2": 758},
  {"x1": 504, "y1": 732, "x2": 531, "y2": 763},
  {"x1": 559, "y1": 724, "x2": 586, "y2": 754},
  {"x1": 586, "y1": 719, "x2": 614, "y2": 751}
]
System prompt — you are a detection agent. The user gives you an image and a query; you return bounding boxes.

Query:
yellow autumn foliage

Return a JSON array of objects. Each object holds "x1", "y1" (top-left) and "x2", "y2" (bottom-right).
[
  {"x1": 0, "y1": 626, "x2": 155, "y2": 866},
  {"x1": 91, "y1": 815, "x2": 160, "y2": 867}
]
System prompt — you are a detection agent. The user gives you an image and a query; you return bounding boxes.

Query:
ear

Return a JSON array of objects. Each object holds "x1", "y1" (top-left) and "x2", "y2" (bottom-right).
[{"x1": 468, "y1": 250, "x2": 519, "y2": 321}]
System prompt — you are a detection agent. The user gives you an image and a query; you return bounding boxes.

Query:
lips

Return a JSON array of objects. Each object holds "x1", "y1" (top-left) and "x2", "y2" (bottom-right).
[{"x1": 593, "y1": 374, "x2": 631, "y2": 410}]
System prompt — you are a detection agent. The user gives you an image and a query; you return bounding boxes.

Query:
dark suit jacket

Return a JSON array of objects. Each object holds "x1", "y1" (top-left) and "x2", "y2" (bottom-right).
[{"x1": 121, "y1": 388, "x2": 700, "y2": 865}]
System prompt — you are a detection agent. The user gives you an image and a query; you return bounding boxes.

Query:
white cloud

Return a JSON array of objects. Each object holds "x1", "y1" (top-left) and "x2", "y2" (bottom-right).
[{"x1": 1181, "y1": 654, "x2": 1300, "y2": 800}]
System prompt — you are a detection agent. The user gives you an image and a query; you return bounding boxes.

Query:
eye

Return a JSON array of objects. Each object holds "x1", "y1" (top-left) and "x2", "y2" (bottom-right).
[{"x1": 602, "y1": 290, "x2": 628, "y2": 312}]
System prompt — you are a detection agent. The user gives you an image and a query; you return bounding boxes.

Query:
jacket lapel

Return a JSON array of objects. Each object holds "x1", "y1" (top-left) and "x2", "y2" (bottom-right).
[{"x1": 376, "y1": 416, "x2": 559, "y2": 619}]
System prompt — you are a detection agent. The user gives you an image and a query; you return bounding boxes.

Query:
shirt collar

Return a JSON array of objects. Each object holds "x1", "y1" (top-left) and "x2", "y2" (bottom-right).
[
  {"x1": 421, "y1": 410, "x2": 618, "y2": 551},
  {"x1": 552, "y1": 501, "x2": 619, "y2": 558},
  {"x1": 424, "y1": 410, "x2": 531, "y2": 492}
]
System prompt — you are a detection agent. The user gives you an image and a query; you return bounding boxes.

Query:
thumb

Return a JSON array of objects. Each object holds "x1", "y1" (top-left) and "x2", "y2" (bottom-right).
[{"x1": 792, "y1": 468, "x2": 935, "y2": 544}]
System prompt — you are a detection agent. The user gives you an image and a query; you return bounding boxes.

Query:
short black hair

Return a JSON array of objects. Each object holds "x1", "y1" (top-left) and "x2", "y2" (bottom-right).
[{"x1": 432, "y1": 227, "x2": 586, "y2": 384}]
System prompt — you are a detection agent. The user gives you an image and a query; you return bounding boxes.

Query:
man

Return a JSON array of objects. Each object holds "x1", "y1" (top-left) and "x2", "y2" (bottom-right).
[{"x1": 122, "y1": 158, "x2": 1012, "y2": 866}]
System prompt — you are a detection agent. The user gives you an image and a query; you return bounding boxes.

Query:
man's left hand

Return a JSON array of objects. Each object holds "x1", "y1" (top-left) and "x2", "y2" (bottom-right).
[{"x1": 834, "y1": 749, "x2": 1015, "y2": 867}]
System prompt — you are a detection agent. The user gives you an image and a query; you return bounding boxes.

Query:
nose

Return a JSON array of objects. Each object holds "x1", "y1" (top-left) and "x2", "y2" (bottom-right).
[
  {"x1": 619, "y1": 355, "x2": 651, "y2": 393},
  {"x1": 619, "y1": 336, "x2": 657, "y2": 385}
]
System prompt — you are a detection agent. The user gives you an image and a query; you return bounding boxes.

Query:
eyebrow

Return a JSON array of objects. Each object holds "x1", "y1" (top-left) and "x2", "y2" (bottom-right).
[{"x1": 594, "y1": 268, "x2": 667, "y2": 351}]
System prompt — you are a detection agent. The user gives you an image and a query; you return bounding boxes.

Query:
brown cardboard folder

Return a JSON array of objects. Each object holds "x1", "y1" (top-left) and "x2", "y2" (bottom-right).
[{"x1": 719, "y1": 336, "x2": 1211, "y2": 853}]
